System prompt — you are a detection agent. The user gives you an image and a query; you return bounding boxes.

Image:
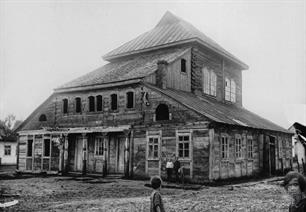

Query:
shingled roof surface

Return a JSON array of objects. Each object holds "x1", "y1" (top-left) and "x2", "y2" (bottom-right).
[
  {"x1": 145, "y1": 83, "x2": 290, "y2": 133},
  {"x1": 57, "y1": 47, "x2": 189, "y2": 90},
  {"x1": 103, "y1": 11, "x2": 248, "y2": 69}
]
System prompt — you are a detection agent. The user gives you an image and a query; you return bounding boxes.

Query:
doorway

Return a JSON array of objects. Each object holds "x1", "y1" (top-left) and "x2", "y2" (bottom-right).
[{"x1": 108, "y1": 134, "x2": 125, "y2": 174}]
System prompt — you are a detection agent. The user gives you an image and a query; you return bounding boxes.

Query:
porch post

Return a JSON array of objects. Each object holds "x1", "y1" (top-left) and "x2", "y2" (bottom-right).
[
  {"x1": 63, "y1": 134, "x2": 69, "y2": 174},
  {"x1": 82, "y1": 133, "x2": 88, "y2": 175},
  {"x1": 58, "y1": 135, "x2": 64, "y2": 174},
  {"x1": 102, "y1": 133, "x2": 108, "y2": 177},
  {"x1": 123, "y1": 130, "x2": 131, "y2": 178}
]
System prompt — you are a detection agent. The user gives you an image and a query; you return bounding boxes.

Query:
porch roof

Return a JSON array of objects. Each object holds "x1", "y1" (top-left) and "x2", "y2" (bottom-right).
[{"x1": 18, "y1": 125, "x2": 131, "y2": 136}]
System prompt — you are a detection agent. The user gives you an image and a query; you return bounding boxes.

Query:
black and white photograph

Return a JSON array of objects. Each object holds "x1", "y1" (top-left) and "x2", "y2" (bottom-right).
[{"x1": 0, "y1": 0, "x2": 305, "y2": 211}]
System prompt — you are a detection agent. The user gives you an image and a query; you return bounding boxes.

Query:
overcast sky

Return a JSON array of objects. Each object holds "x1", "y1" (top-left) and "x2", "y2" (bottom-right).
[{"x1": 0, "y1": 0, "x2": 305, "y2": 128}]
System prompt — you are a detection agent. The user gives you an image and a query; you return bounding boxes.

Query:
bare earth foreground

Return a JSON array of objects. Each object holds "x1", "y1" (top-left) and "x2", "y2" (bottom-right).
[{"x1": 0, "y1": 175, "x2": 290, "y2": 212}]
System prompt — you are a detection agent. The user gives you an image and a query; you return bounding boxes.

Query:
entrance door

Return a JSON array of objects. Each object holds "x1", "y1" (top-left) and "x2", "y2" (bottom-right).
[
  {"x1": 108, "y1": 134, "x2": 125, "y2": 174},
  {"x1": 75, "y1": 136, "x2": 83, "y2": 172}
]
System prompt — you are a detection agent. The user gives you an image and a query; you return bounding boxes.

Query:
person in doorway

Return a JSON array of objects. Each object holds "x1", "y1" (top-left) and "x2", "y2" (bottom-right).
[
  {"x1": 283, "y1": 171, "x2": 306, "y2": 212},
  {"x1": 173, "y1": 156, "x2": 181, "y2": 183},
  {"x1": 166, "y1": 158, "x2": 174, "y2": 182},
  {"x1": 150, "y1": 176, "x2": 165, "y2": 212}
]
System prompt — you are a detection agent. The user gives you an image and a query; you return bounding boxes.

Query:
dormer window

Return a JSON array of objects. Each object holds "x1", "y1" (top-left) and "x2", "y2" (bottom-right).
[
  {"x1": 181, "y1": 59, "x2": 186, "y2": 73},
  {"x1": 202, "y1": 67, "x2": 217, "y2": 96},
  {"x1": 225, "y1": 78, "x2": 236, "y2": 103}
]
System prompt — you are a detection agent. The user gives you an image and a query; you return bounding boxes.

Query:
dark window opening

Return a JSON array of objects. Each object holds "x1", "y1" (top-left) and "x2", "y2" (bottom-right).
[
  {"x1": 181, "y1": 59, "x2": 186, "y2": 73},
  {"x1": 27, "y1": 140, "x2": 33, "y2": 157},
  {"x1": 89, "y1": 96, "x2": 95, "y2": 112},
  {"x1": 63, "y1": 99, "x2": 68, "y2": 114},
  {"x1": 111, "y1": 94, "x2": 118, "y2": 111},
  {"x1": 155, "y1": 104, "x2": 169, "y2": 121},
  {"x1": 39, "y1": 114, "x2": 47, "y2": 122},
  {"x1": 75, "y1": 97, "x2": 81, "y2": 113},
  {"x1": 96, "y1": 95, "x2": 103, "y2": 111},
  {"x1": 43, "y1": 139, "x2": 50, "y2": 157},
  {"x1": 126, "y1": 92, "x2": 134, "y2": 109}
]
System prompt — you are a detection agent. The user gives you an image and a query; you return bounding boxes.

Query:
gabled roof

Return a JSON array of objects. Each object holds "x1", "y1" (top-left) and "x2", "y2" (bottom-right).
[
  {"x1": 103, "y1": 11, "x2": 248, "y2": 70},
  {"x1": 145, "y1": 83, "x2": 291, "y2": 134},
  {"x1": 56, "y1": 47, "x2": 189, "y2": 90}
]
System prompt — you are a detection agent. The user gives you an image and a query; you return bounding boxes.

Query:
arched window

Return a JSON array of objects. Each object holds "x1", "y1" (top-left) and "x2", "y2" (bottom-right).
[
  {"x1": 63, "y1": 98, "x2": 68, "y2": 114},
  {"x1": 155, "y1": 104, "x2": 169, "y2": 121},
  {"x1": 75, "y1": 97, "x2": 81, "y2": 113},
  {"x1": 88, "y1": 96, "x2": 95, "y2": 112},
  {"x1": 126, "y1": 91, "x2": 134, "y2": 109},
  {"x1": 39, "y1": 114, "x2": 47, "y2": 122},
  {"x1": 181, "y1": 59, "x2": 186, "y2": 73},
  {"x1": 225, "y1": 78, "x2": 231, "y2": 101},
  {"x1": 111, "y1": 94, "x2": 118, "y2": 111},
  {"x1": 96, "y1": 95, "x2": 103, "y2": 112},
  {"x1": 230, "y1": 79, "x2": 236, "y2": 102}
]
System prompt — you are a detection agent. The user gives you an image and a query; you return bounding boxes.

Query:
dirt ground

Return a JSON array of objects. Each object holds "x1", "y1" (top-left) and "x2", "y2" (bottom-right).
[{"x1": 0, "y1": 175, "x2": 290, "y2": 212}]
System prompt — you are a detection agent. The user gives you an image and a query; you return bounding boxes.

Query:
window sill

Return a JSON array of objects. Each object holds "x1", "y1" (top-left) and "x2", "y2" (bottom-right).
[
  {"x1": 178, "y1": 158, "x2": 191, "y2": 162},
  {"x1": 147, "y1": 158, "x2": 160, "y2": 161}
]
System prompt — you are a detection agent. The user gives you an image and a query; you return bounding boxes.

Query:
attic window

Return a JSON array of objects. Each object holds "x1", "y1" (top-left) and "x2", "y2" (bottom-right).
[
  {"x1": 75, "y1": 97, "x2": 81, "y2": 113},
  {"x1": 39, "y1": 114, "x2": 47, "y2": 122},
  {"x1": 88, "y1": 96, "x2": 95, "y2": 112},
  {"x1": 181, "y1": 59, "x2": 186, "y2": 73},
  {"x1": 155, "y1": 104, "x2": 169, "y2": 121},
  {"x1": 111, "y1": 94, "x2": 118, "y2": 111},
  {"x1": 63, "y1": 98, "x2": 68, "y2": 114}
]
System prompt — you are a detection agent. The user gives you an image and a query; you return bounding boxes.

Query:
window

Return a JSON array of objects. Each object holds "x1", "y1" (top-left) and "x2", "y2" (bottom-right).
[
  {"x1": 247, "y1": 138, "x2": 253, "y2": 158},
  {"x1": 221, "y1": 136, "x2": 229, "y2": 159},
  {"x1": 126, "y1": 91, "x2": 134, "y2": 109},
  {"x1": 88, "y1": 96, "x2": 95, "y2": 112},
  {"x1": 39, "y1": 114, "x2": 47, "y2": 122},
  {"x1": 96, "y1": 95, "x2": 103, "y2": 112},
  {"x1": 225, "y1": 78, "x2": 236, "y2": 103},
  {"x1": 178, "y1": 134, "x2": 190, "y2": 159},
  {"x1": 148, "y1": 137, "x2": 159, "y2": 159},
  {"x1": 43, "y1": 139, "x2": 50, "y2": 157},
  {"x1": 235, "y1": 137, "x2": 242, "y2": 159},
  {"x1": 75, "y1": 97, "x2": 81, "y2": 113},
  {"x1": 155, "y1": 104, "x2": 169, "y2": 121},
  {"x1": 230, "y1": 79, "x2": 236, "y2": 102},
  {"x1": 225, "y1": 78, "x2": 231, "y2": 101},
  {"x1": 111, "y1": 94, "x2": 118, "y2": 111},
  {"x1": 27, "y1": 140, "x2": 33, "y2": 157},
  {"x1": 4, "y1": 145, "x2": 11, "y2": 156},
  {"x1": 202, "y1": 67, "x2": 217, "y2": 96},
  {"x1": 63, "y1": 99, "x2": 68, "y2": 114},
  {"x1": 95, "y1": 137, "x2": 104, "y2": 156},
  {"x1": 181, "y1": 59, "x2": 186, "y2": 73}
]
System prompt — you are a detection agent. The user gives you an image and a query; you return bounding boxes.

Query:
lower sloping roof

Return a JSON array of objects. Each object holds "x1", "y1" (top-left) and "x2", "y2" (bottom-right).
[
  {"x1": 145, "y1": 83, "x2": 291, "y2": 134},
  {"x1": 56, "y1": 47, "x2": 190, "y2": 90}
]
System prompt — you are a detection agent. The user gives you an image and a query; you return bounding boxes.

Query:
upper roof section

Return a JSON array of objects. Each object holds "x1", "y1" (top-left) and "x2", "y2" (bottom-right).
[{"x1": 103, "y1": 11, "x2": 248, "y2": 70}]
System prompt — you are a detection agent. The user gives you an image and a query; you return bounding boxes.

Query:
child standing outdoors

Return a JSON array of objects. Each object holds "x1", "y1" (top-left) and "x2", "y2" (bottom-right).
[{"x1": 150, "y1": 176, "x2": 165, "y2": 212}]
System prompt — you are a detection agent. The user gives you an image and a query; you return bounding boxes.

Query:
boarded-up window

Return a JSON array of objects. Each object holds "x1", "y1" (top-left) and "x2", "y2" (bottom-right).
[
  {"x1": 221, "y1": 136, "x2": 229, "y2": 159},
  {"x1": 247, "y1": 138, "x2": 253, "y2": 158},
  {"x1": 75, "y1": 97, "x2": 81, "y2": 113},
  {"x1": 95, "y1": 137, "x2": 104, "y2": 156},
  {"x1": 181, "y1": 59, "x2": 186, "y2": 73},
  {"x1": 96, "y1": 95, "x2": 103, "y2": 112},
  {"x1": 225, "y1": 78, "x2": 231, "y2": 101},
  {"x1": 235, "y1": 137, "x2": 242, "y2": 159},
  {"x1": 27, "y1": 140, "x2": 33, "y2": 157},
  {"x1": 4, "y1": 145, "x2": 11, "y2": 156},
  {"x1": 88, "y1": 96, "x2": 95, "y2": 112},
  {"x1": 111, "y1": 94, "x2": 118, "y2": 111},
  {"x1": 178, "y1": 134, "x2": 190, "y2": 159},
  {"x1": 126, "y1": 92, "x2": 134, "y2": 109},
  {"x1": 63, "y1": 99, "x2": 68, "y2": 114},
  {"x1": 148, "y1": 137, "x2": 159, "y2": 159},
  {"x1": 43, "y1": 139, "x2": 50, "y2": 157}
]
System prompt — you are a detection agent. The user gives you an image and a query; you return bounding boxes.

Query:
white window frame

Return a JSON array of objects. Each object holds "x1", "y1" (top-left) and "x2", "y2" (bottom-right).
[
  {"x1": 147, "y1": 136, "x2": 160, "y2": 160},
  {"x1": 177, "y1": 132, "x2": 191, "y2": 160},
  {"x1": 235, "y1": 135, "x2": 242, "y2": 159},
  {"x1": 4, "y1": 145, "x2": 11, "y2": 156},
  {"x1": 247, "y1": 137, "x2": 253, "y2": 158},
  {"x1": 221, "y1": 135, "x2": 229, "y2": 160},
  {"x1": 95, "y1": 136, "x2": 104, "y2": 156}
]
